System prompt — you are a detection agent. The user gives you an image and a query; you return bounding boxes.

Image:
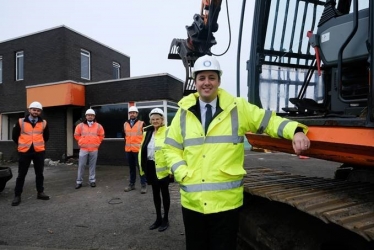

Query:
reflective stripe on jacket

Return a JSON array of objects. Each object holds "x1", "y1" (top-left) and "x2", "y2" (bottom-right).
[
  {"x1": 74, "y1": 122, "x2": 105, "y2": 151},
  {"x1": 163, "y1": 88, "x2": 308, "y2": 214},
  {"x1": 139, "y1": 125, "x2": 169, "y2": 179},
  {"x1": 18, "y1": 118, "x2": 47, "y2": 152},
  {"x1": 124, "y1": 121, "x2": 144, "y2": 152}
]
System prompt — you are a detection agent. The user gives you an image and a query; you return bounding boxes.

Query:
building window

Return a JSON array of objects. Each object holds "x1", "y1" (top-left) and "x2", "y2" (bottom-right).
[
  {"x1": 16, "y1": 51, "x2": 24, "y2": 81},
  {"x1": 91, "y1": 103, "x2": 128, "y2": 138},
  {"x1": 81, "y1": 49, "x2": 90, "y2": 80},
  {"x1": 0, "y1": 56, "x2": 2, "y2": 83},
  {"x1": 1, "y1": 112, "x2": 24, "y2": 141},
  {"x1": 91, "y1": 101, "x2": 178, "y2": 138},
  {"x1": 113, "y1": 62, "x2": 120, "y2": 79}
]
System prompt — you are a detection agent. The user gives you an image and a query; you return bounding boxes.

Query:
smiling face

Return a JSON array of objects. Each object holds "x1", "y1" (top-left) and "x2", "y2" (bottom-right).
[
  {"x1": 150, "y1": 114, "x2": 163, "y2": 129},
  {"x1": 195, "y1": 70, "x2": 220, "y2": 103}
]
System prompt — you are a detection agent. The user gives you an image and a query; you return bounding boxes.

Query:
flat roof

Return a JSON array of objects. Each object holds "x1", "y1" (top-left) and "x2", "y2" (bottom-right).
[{"x1": 0, "y1": 25, "x2": 130, "y2": 58}]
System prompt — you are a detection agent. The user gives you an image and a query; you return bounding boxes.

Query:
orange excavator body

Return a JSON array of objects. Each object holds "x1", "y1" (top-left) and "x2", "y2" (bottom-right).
[{"x1": 246, "y1": 126, "x2": 374, "y2": 167}]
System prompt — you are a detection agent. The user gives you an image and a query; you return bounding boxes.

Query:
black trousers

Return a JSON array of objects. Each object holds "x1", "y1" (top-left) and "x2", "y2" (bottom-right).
[
  {"x1": 182, "y1": 206, "x2": 240, "y2": 250},
  {"x1": 14, "y1": 151, "x2": 45, "y2": 196},
  {"x1": 149, "y1": 160, "x2": 170, "y2": 221}
]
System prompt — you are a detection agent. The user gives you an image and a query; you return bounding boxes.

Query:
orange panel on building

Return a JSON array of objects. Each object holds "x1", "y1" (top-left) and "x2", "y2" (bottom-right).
[{"x1": 26, "y1": 81, "x2": 85, "y2": 108}]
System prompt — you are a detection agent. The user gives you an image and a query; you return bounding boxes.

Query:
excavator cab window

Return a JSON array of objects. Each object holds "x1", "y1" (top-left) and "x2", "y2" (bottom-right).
[
  {"x1": 247, "y1": 0, "x2": 373, "y2": 124},
  {"x1": 248, "y1": 0, "x2": 327, "y2": 114}
]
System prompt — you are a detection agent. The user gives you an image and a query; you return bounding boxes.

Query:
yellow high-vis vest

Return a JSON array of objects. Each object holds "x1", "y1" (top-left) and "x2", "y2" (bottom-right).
[{"x1": 139, "y1": 125, "x2": 169, "y2": 179}]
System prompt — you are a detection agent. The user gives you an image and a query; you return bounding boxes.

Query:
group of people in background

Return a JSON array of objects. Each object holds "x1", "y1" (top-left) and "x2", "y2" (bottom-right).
[
  {"x1": 10, "y1": 55, "x2": 311, "y2": 250},
  {"x1": 10, "y1": 99, "x2": 172, "y2": 233}
]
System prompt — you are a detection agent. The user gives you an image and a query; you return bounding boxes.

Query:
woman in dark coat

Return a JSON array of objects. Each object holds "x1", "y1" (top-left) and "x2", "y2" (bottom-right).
[{"x1": 139, "y1": 108, "x2": 170, "y2": 232}]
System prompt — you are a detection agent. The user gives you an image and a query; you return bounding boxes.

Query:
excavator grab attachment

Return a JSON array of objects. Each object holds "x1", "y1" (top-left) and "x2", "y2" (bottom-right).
[
  {"x1": 167, "y1": 0, "x2": 222, "y2": 95},
  {"x1": 168, "y1": 38, "x2": 199, "y2": 95}
]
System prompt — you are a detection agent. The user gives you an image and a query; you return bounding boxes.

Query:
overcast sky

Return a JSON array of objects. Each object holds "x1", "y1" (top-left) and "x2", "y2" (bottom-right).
[{"x1": 0, "y1": 0, "x2": 255, "y2": 98}]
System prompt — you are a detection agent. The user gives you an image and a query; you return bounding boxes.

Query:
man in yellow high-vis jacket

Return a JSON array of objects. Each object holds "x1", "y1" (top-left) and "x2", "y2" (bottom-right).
[{"x1": 163, "y1": 55, "x2": 310, "y2": 250}]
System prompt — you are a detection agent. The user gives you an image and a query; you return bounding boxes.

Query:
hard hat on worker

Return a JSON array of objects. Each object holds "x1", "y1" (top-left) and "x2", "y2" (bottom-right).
[
  {"x1": 192, "y1": 55, "x2": 223, "y2": 78},
  {"x1": 149, "y1": 108, "x2": 164, "y2": 118},
  {"x1": 128, "y1": 106, "x2": 139, "y2": 113},
  {"x1": 85, "y1": 109, "x2": 96, "y2": 115},
  {"x1": 29, "y1": 101, "x2": 43, "y2": 110}
]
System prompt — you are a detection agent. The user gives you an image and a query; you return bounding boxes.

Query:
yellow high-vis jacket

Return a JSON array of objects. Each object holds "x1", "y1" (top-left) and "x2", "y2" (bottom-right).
[
  {"x1": 139, "y1": 125, "x2": 169, "y2": 180},
  {"x1": 163, "y1": 88, "x2": 308, "y2": 214}
]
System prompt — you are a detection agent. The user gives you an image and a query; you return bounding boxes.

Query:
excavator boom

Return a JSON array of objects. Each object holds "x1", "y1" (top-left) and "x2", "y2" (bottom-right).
[{"x1": 168, "y1": 0, "x2": 222, "y2": 95}]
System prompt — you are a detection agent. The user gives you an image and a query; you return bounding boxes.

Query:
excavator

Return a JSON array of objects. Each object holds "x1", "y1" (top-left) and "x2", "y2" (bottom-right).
[{"x1": 168, "y1": 0, "x2": 374, "y2": 249}]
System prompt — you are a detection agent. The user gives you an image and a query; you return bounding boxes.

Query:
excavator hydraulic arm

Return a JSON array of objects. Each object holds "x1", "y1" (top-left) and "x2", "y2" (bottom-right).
[{"x1": 168, "y1": 0, "x2": 222, "y2": 95}]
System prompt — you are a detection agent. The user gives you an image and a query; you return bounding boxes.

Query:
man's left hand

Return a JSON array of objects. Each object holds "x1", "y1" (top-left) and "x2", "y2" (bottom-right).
[{"x1": 292, "y1": 132, "x2": 310, "y2": 155}]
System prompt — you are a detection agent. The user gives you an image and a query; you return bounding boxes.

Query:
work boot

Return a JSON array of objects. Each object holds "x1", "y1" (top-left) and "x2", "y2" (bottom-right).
[
  {"x1": 158, "y1": 219, "x2": 169, "y2": 232},
  {"x1": 140, "y1": 185, "x2": 147, "y2": 194},
  {"x1": 149, "y1": 219, "x2": 162, "y2": 230},
  {"x1": 11, "y1": 196, "x2": 21, "y2": 206},
  {"x1": 124, "y1": 184, "x2": 135, "y2": 192},
  {"x1": 37, "y1": 192, "x2": 50, "y2": 200}
]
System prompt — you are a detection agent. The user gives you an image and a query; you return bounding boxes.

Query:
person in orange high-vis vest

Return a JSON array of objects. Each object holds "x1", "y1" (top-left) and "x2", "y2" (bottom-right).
[
  {"x1": 74, "y1": 109, "x2": 105, "y2": 189},
  {"x1": 123, "y1": 106, "x2": 147, "y2": 193},
  {"x1": 11, "y1": 101, "x2": 50, "y2": 206}
]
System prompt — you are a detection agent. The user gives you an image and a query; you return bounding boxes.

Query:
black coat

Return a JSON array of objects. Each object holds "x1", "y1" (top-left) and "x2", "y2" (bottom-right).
[{"x1": 139, "y1": 125, "x2": 157, "y2": 185}]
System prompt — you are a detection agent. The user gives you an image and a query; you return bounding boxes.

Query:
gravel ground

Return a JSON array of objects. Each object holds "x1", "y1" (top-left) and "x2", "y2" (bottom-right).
[
  {"x1": 0, "y1": 151, "x2": 342, "y2": 250},
  {"x1": 0, "y1": 161, "x2": 185, "y2": 250}
]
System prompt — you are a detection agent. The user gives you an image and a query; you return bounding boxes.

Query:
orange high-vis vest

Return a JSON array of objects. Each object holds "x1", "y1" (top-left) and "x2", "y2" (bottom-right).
[
  {"x1": 124, "y1": 120, "x2": 144, "y2": 152},
  {"x1": 74, "y1": 122, "x2": 105, "y2": 152},
  {"x1": 17, "y1": 118, "x2": 47, "y2": 152}
]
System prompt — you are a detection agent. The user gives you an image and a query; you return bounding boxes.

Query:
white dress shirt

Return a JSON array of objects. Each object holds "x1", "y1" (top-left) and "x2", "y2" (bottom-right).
[
  {"x1": 199, "y1": 98, "x2": 217, "y2": 131},
  {"x1": 147, "y1": 132, "x2": 155, "y2": 161}
]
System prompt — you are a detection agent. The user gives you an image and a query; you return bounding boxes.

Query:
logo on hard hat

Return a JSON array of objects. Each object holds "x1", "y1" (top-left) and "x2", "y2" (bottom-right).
[{"x1": 203, "y1": 61, "x2": 212, "y2": 67}]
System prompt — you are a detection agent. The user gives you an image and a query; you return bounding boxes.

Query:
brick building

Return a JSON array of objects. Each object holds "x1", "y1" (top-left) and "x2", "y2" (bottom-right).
[{"x1": 0, "y1": 26, "x2": 183, "y2": 165}]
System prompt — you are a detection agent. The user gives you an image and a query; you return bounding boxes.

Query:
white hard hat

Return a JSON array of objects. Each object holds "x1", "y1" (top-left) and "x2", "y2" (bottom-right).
[
  {"x1": 192, "y1": 55, "x2": 222, "y2": 78},
  {"x1": 128, "y1": 106, "x2": 139, "y2": 113},
  {"x1": 29, "y1": 101, "x2": 43, "y2": 110},
  {"x1": 149, "y1": 108, "x2": 164, "y2": 118},
  {"x1": 85, "y1": 109, "x2": 96, "y2": 115}
]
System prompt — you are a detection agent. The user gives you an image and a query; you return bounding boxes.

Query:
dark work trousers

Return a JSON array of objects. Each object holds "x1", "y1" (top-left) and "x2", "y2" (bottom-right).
[
  {"x1": 148, "y1": 160, "x2": 170, "y2": 222},
  {"x1": 14, "y1": 151, "x2": 45, "y2": 196},
  {"x1": 126, "y1": 151, "x2": 146, "y2": 186},
  {"x1": 182, "y1": 206, "x2": 240, "y2": 250}
]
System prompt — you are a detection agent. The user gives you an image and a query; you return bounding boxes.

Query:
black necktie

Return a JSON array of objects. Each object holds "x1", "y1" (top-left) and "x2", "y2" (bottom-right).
[
  {"x1": 31, "y1": 119, "x2": 36, "y2": 124},
  {"x1": 205, "y1": 104, "x2": 212, "y2": 134}
]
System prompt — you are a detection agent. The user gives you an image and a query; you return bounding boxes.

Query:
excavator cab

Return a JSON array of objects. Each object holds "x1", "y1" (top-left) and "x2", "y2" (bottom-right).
[
  {"x1": 246, "y1": 0, "x2": 374, "y2": 166},
  {"x1": 248, "y1": 0, "x2": 372, "y2": 121}
]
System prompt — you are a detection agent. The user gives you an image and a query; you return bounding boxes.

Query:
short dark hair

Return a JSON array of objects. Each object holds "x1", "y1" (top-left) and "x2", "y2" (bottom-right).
[{"x1": 194, "y1": 70, "x2": 221, "y2": 81}]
